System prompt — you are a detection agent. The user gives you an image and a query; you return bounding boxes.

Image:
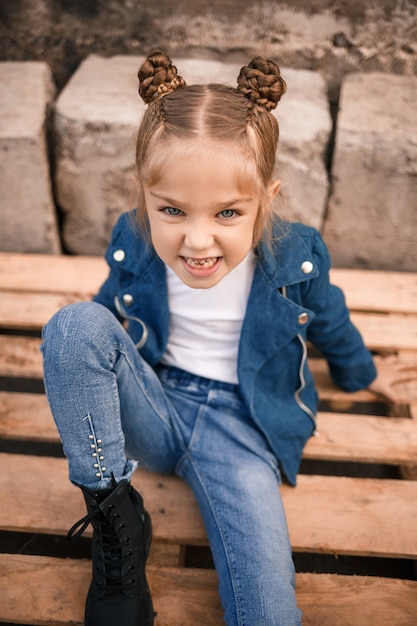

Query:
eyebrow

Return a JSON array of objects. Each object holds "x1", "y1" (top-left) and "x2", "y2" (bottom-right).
[{"x1": 149, "y1": 190, "x2": 254, "y2": 208}]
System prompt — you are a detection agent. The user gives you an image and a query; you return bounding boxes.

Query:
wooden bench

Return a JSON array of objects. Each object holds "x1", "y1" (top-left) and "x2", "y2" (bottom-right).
[{"x1": 0, "y1": 252, "x2": 417, "y2": 625}]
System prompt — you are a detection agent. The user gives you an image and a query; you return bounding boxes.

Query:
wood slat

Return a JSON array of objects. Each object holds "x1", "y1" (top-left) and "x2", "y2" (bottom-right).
[
  {"x1": 350, "y1": 311, "x2": 417, "y2": 351},
  {"x1": 304, "y1": 411, "x2": 417, "y2": 465},
  {"x1": 0, "y1": 555, "x2": 223, "y2": 626},
  {"x1": 285, "y1": 475, "x2": 417, "y2": 559},
  {"x1": 0, "y1": 453, "x2": 205, "y2": 545},
  {"x1": 0, "y1": 252, "x2": 108, "y2": 295},
  {"x1": 330, "y1": 268, "x2": 417, "y2": 314},
  {"x1": 1, "y1": 453, "x2": 416, "y2": 559},
  {"x1": 1, "y1": 253, "x2": 417, "y2": 315},
  {"x1": 0, "y1": 335, "x2": 43, "y2": 379},
  {"x1": 2, "y1": 334, "x2": 415, "y2": 406},
  {"x1": 1, "y1": 555, "x2": 417, "y2": 626},
  {"x1": 1, "y1": 301, "x2": 417, "y2": 356},
  {"x1": 298, "y1": 573, "x2": 417, "y2": 626},
  {"x1": 2, "y1": 392, "x2": 417, "y2": 468},
  {"x1": 0, "y1": 391, "x2": 57, "y2": 441},
  {"x1": 0, "y1": 290, "x2": 92, "y2": 330}
]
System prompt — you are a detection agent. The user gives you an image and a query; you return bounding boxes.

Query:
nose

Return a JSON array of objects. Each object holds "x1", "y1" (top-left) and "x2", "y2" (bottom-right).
[{"x1": 184, "y1": 219, "x2": 214, "y2": 252}]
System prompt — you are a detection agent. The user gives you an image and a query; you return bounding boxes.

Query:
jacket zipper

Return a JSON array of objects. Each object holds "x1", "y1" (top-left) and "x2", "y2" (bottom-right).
[
  {"x1": 281, "y1": 286, "x2": 319, "y2": 436},
  {"x1": 295, "y1": 332, "x2": 319, "y2": 435},
  {"x1": 114, "y1": 296, "x2": 148, "y2": 350}
]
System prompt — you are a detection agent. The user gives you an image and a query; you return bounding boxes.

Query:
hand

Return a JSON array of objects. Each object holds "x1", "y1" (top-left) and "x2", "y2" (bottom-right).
[{"x1": 369, "y1": 354, "x2": 417, "y2": 403}]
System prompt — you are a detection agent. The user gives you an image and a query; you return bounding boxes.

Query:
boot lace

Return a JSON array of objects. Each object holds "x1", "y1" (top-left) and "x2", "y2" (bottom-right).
[{"x1": 68, "y1": 503, "x2": 136, "y2": 592}]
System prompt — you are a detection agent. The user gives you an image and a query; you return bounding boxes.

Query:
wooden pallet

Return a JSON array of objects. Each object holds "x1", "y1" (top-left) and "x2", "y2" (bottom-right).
[{"x1": 0, "y1": 252, "x2": 417, "y2": 625}]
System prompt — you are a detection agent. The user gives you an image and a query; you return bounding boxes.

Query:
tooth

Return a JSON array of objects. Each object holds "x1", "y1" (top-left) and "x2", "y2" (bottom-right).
[{"x1": 186, "y1": 257, "x2": 216, "y2": 268}]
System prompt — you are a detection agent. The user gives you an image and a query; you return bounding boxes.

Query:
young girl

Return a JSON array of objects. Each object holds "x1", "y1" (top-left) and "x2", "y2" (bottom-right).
[{"x1": 41, "y1": 50, "x2": 402, "y2": 626}]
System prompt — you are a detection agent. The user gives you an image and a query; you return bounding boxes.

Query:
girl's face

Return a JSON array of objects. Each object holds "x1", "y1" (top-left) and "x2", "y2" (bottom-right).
[{"x1": 143, "y1": 145, "x2": 279, "y2": 289}]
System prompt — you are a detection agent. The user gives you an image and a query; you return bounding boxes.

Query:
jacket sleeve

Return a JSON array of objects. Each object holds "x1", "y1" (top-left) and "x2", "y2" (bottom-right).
[{"x1": 301, "y1": 230, "x2": 377, "y2": 391}]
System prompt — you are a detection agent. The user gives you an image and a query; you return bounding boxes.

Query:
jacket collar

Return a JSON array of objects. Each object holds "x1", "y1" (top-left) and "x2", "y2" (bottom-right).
[{"x1": 255, "y1": 222, "x2": 319, "y2": 288}]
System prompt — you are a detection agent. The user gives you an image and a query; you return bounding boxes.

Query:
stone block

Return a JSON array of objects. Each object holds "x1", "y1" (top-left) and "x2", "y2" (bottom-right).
[
  {"x1": 324, "y1": 72, "x2": 417, "y2": 271},
  {"x1": 0, "y1": 62, "x2": 60, "y2": 253},
  {"x1": 272, "y1": 67, "x2": 332, "y2": 229},
  {"x1": 54, "y1": 55, "x2": 144, "y2": 255},
  {"x1": 54, "y1": 55, "x2": 331, "y2": 255}
]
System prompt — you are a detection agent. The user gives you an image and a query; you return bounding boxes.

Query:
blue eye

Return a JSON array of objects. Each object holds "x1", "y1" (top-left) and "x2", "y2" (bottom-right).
[
  {"x1": 219, "y1": 209, "x2": 236, "y2": 219},
  {"x1": 164, "y1": 207, "x2": 182, "y2": 216}
]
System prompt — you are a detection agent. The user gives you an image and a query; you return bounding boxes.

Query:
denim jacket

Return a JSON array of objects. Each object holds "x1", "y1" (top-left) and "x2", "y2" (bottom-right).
[{"x1": 94, "y1": 211, "x2": 377, "y2": 485}]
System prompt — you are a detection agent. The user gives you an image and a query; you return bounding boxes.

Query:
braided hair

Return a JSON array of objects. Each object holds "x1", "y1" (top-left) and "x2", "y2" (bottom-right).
[{"x1": 135, "y1": 50, "x2": 287, "y2": 246}]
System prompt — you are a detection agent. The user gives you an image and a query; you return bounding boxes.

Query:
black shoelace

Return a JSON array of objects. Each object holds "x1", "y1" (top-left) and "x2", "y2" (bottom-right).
[{"x1": 68, "y1": 504, "x2": 136, "y2": 592}]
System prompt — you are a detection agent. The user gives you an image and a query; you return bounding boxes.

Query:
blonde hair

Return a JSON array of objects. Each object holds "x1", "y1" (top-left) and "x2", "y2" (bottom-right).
[{"x1": 135, "y1": 50, "x2": 286, "y2": 247}]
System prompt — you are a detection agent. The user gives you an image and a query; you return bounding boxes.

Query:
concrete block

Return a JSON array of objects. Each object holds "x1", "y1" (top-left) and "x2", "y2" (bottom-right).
[
  {"x1": 54, "y1": 55, "x2": 331, "y2": 255},
  {"x1": 273, "y1": 67, "x2": 332, "y2": 229},
  {"x1": 54, "y1": 55, "x2": 144, "y2": 255},
  {"x1": 324, "y1": 72, "x2": 417, "y2": 271},
  {"x1": 0, "y1": 62, "x2": 60, "y2": 253}
]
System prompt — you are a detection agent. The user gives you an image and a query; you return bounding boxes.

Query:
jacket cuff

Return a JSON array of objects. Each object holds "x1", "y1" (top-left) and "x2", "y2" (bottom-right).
[{"x1": 329, "y1": 358, "x2": 377, "y2": 392}]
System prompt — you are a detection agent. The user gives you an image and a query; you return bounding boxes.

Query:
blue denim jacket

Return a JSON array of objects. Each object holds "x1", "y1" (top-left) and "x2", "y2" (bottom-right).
[{"x1": 94, "y1": 212, "x2": 377, "y2": 484}]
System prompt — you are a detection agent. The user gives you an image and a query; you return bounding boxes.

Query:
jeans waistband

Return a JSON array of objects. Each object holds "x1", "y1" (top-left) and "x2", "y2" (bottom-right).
[{"x1": 155, "y1": 364, "x2": 240, "y2": 393}]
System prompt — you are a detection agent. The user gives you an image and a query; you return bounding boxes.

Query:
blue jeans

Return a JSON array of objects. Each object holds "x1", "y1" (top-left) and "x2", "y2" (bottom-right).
[{"x1": 41, "y1": 301, "x2": 302, "y2": 626}]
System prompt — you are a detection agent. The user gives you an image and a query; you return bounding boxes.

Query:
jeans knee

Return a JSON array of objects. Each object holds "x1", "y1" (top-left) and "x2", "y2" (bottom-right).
[{"x1": 42, "y1": 301, "x2": 115, "y2": 353}]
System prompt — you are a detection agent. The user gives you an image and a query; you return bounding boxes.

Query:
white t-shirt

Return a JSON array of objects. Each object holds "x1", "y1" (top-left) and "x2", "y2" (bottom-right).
[{"x1": 161, "y1": 251, "x2": 256, "y2": 384}]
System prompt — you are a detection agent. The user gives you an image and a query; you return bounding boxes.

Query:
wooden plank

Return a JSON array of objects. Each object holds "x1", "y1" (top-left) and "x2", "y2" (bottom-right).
[
  {"x1": 304, "y1": 411, "x2": 417, "y2": 465},
  {"x1": 0, "y1": 254, "x2": 416, "y2": 348},
  {"x1": 1, "y1": 554, "x2": 417, "y2": 626},
  {"x1": 0, "y1": 252, "x2": 108, "y2": 295},
  {"x1": 0, "y1": 291, "x2": 92, "y2": 330},
  {"x1": 2, "y1": 335, "x2": 414, "y2": 406},
  {"x1": 1, "y1": 453, "x2": 416, "y2": 559},
  {"x1": 1, "y1": 307, "x2": 417, "y2": 354},
  {"x1": 1, "y1": 253, "x2": 416, "y2": 315},
  {"x1": 350, "y1": 311, "x2": 417, "y2": 351},
  {"x1": 0, "y1": 392, "x2": 57, "y2": 441},
  {"x1": 0, "y1": 555, "x2": 223, "y2": 626},
  {"x1": 150, "y1": 566, "x2": 223, "y2": 626},
  {"x1": 330, "y1": 268, "x2": 417, "y2": 314},
  {"x1": 0, "y1": 453, "x2": 206, "y2": 546},
  {"x1": 285, "y1": 475, "x2": 417, "y2": 559},
  {"x1": 298, "y1": 573, "x2": 417, "y2": 626},
  {"x1": 0, "y1": 335, "x2": 43, "y2": 378},
  {"x1": 0, "y1": 314, "x2": 417, "y2": 382},
  {"x1": 2, "y1": 392, "x2": 417, "y2": 468}
]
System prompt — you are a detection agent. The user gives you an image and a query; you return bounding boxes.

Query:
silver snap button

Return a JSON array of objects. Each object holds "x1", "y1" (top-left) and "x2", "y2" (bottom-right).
[
  {"x1": 122, "y1": 293, "x2": 134, "y2": 306},
  {"x1": 298, "y1": 312, "x2": 309, "y2": 324},
  {"x1": 301, "y1": 261, "x2": 314, "y2": 274},
  {"x1": 113, "y1": 249, "x2": 126, "y2": 262}
]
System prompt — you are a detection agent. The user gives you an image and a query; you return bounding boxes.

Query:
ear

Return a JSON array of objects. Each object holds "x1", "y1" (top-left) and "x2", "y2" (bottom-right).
[{"x1": 267, "y1": 179, "x2": 281, "y2": 202}]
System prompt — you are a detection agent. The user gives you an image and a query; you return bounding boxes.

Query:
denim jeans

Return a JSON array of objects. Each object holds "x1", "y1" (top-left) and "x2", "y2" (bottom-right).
[{"x1": 41, "y1": 301, "x2": 302, "y2": 626}]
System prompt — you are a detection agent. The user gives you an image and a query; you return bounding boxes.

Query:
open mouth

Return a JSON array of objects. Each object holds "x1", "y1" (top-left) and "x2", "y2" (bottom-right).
[{"x1": 183, "y1": 257, "x2": 219, "y2": 269}]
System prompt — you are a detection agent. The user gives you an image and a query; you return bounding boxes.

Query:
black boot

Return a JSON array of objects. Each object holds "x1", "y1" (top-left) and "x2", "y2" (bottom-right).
[{"x1": 68, "y1": 478, "x2": 154, "y2": 626}]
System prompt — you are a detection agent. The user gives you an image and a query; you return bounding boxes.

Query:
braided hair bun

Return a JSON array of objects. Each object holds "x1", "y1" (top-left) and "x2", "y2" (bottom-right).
[
  {"x1": 237, "y1": 57, "x2": 286, "y2": 111},
  {"x1": 138, "y1": 50, "x2": 186, "y2": 103}
]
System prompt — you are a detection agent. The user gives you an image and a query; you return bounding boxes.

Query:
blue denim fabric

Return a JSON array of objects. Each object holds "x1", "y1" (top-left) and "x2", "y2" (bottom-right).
[
  {"x1": 41, "y1": 301, "x2": 302, "y2": 626},
  {"x1": 92, "y1": 212, "x2": 377, "y2": 484}
]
